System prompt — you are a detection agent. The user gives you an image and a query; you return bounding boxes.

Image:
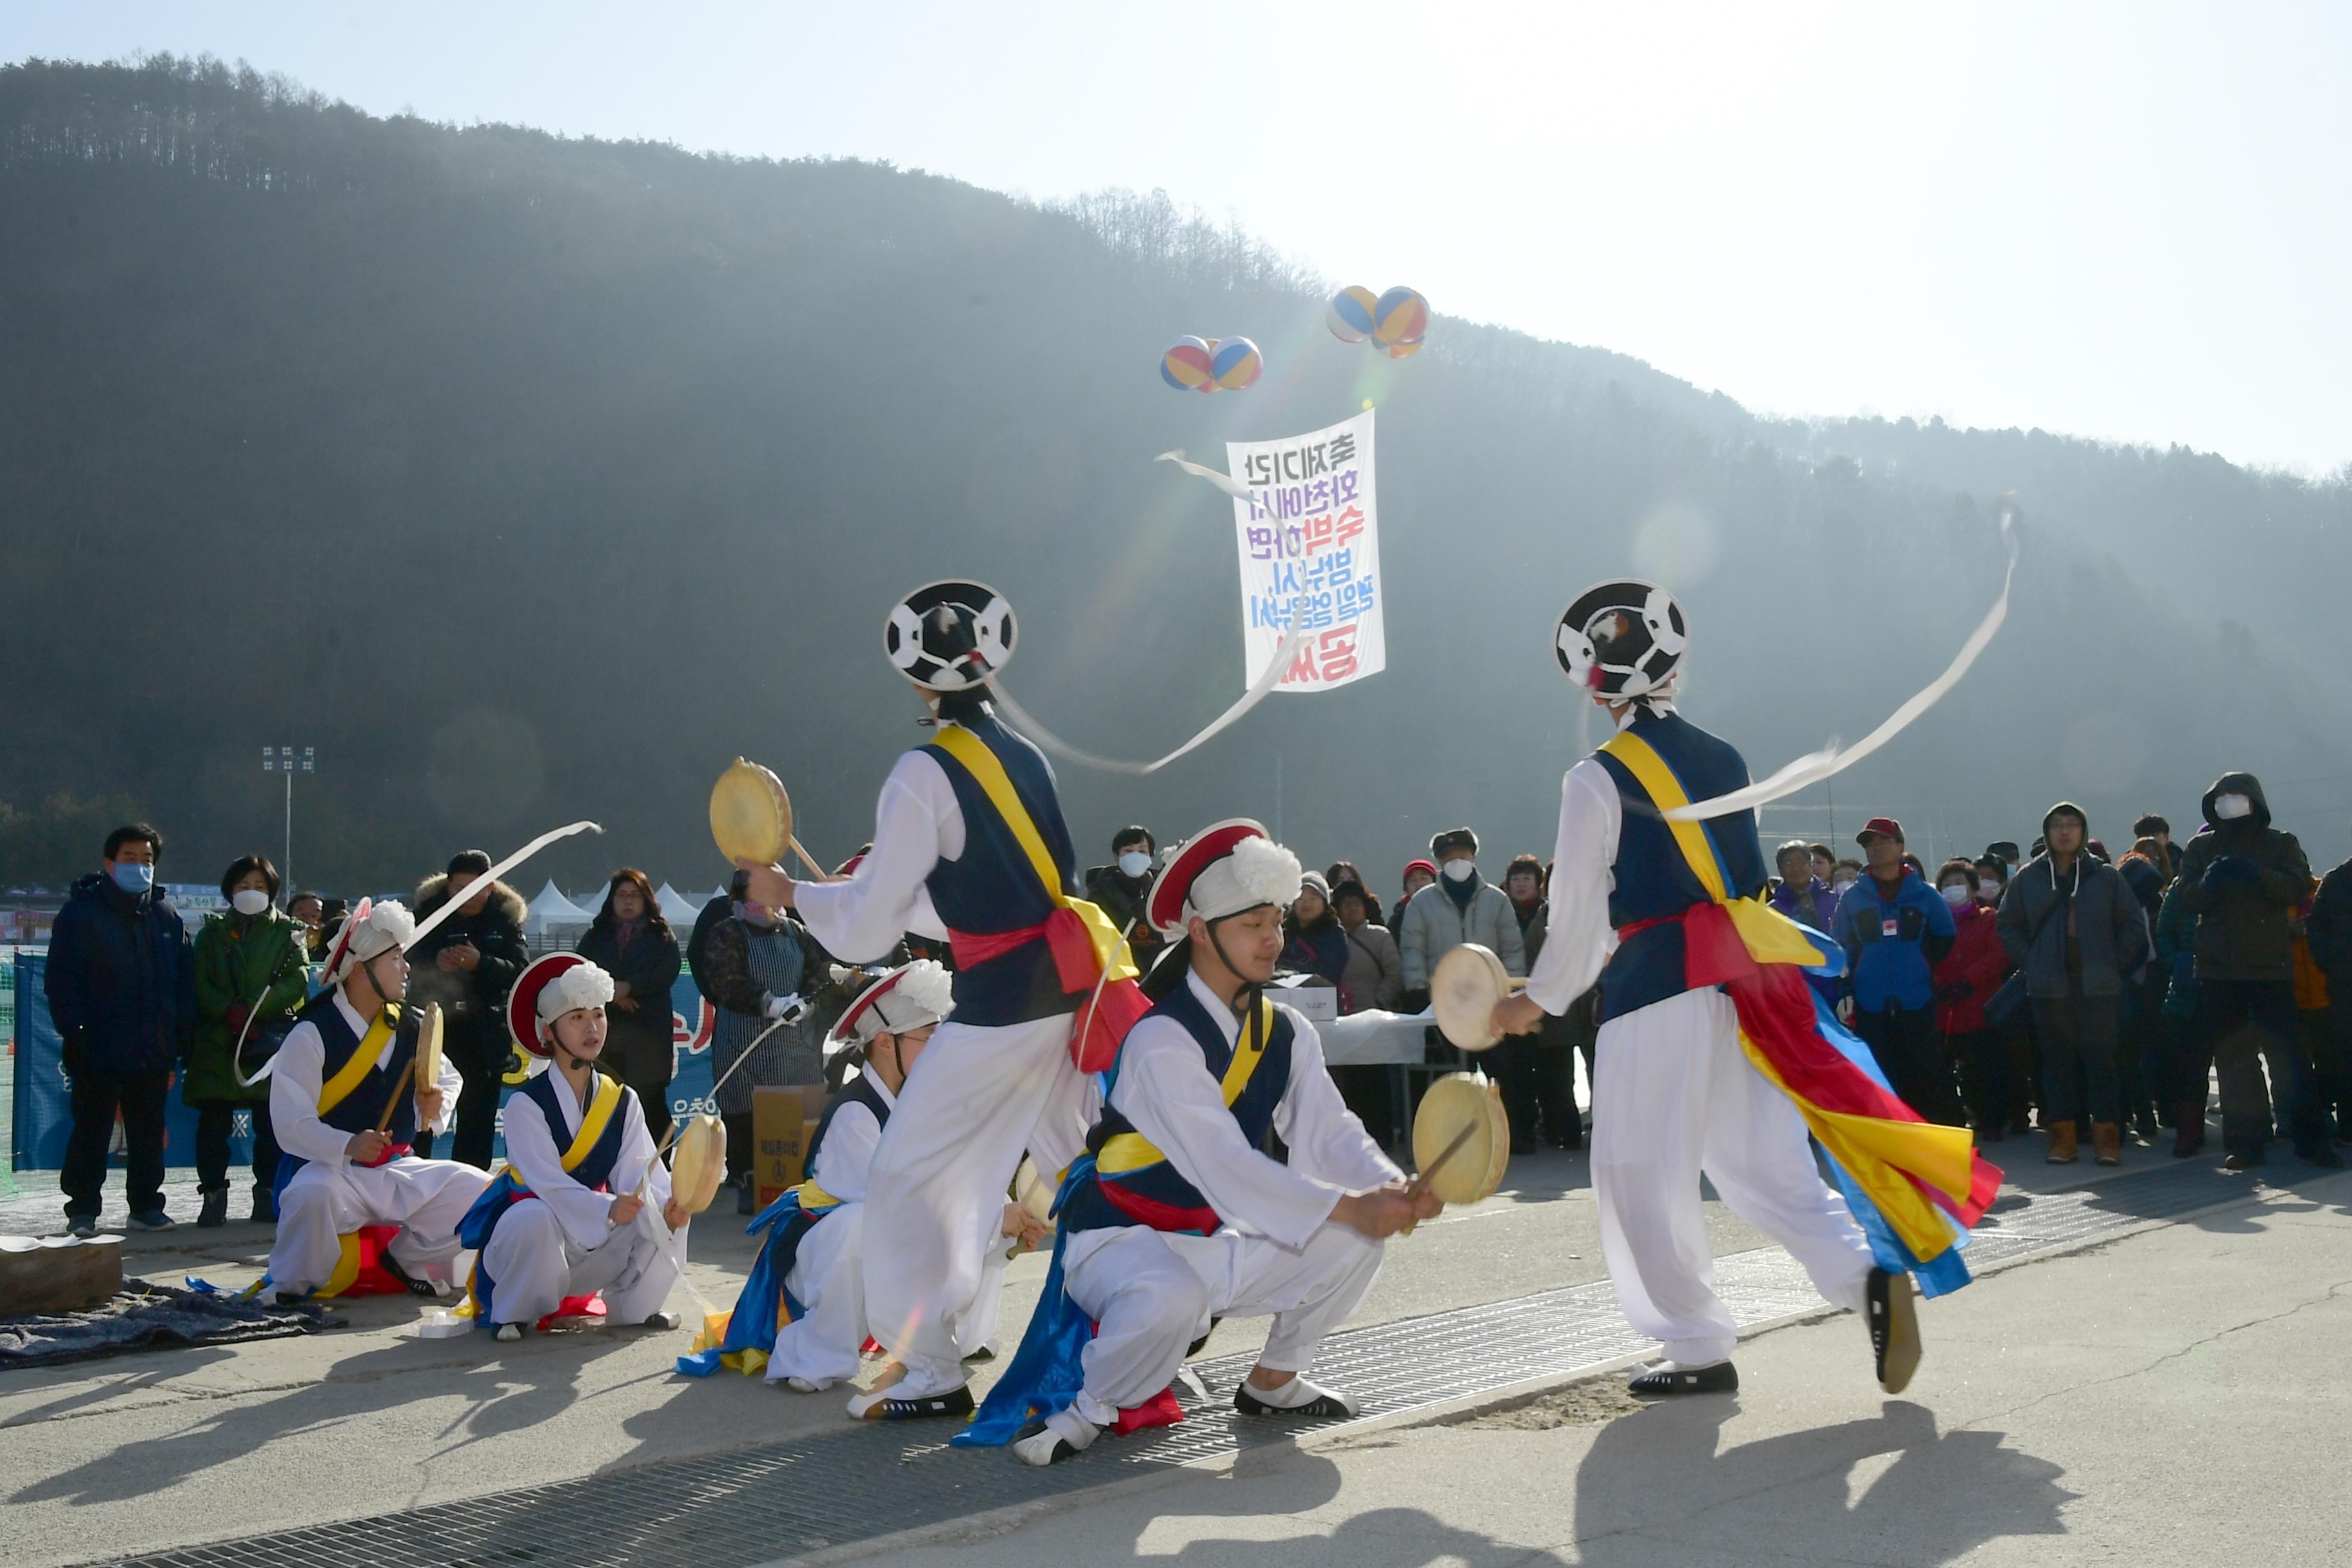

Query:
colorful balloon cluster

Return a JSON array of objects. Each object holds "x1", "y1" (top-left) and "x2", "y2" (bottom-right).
[
  {"x1": 1327, "y1": 285, "x2": 1428, "y2": 358},
  {"x1": 1160, "y1": 335, "x2": 1264, "y2": 393}
]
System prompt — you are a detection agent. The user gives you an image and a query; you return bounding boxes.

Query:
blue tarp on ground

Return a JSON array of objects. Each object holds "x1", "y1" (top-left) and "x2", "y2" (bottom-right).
[{"x1": 9, "y1": 952, "x2": 717, "y2": 1172}]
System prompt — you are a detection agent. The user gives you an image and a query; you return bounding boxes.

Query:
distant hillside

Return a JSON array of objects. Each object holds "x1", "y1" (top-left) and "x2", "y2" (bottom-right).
[{"x1": 3, "y1": 54, "x2": 2346, "y2": 893}]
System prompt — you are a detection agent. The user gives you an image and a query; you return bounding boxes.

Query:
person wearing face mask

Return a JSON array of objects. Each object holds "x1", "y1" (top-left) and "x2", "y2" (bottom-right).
[
  {"x1": 1398, "y1": 827, "x2": 1527, "y2": 1008},
  {"x1": 264, "y1": 900, "x2": 485, "y2": 1301},
  {"x1": 460, "y1": 955, "x2": 688, "y2": 1342},
  {"x1": 46, "y1": 822, "x2": 195, "y2": 1237},
  {"x1": 698, "y1": 868, "x2": 821, "y2": 1211},
  {"x1": 965, "y1": 823, "x2": 1430, "y2": 1465},
  {"x1": 1084, "y1": 826, "x2": 1166, "y2": 968},
  {"x1": 2173, "y1": 773, "x2": 2339, "y2": 1171},
  {"x1": 1996, "y1": 804, "x2": 2150, "y2": 1166},
  {"x1": 1928, "y1": 859, "x2": 2012, "y2": 1144},
  {"x1": 187, "y1": 854, "x2": 313, "y2": 1226}
]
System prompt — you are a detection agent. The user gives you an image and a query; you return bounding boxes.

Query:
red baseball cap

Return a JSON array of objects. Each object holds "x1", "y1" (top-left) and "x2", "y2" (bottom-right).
[{"x1": 1856, "y1": 818, "x2": 1905, "y2": 845}]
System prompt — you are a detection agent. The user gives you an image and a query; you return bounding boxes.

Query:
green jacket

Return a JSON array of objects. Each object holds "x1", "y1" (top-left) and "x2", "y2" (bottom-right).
[{"x1": 186, "y1": 909, "x2": 314, "y2": 1106}]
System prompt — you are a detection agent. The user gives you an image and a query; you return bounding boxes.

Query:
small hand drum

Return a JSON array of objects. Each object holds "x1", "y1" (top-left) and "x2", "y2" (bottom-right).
[
  {"x1": 669, "y1": 1113, "x2": 729, "y2": 1216},
  {"x1": 1014, "y1": 1155, "x2": 1057, "y2": 1228},
  {"x1": 1410, "y1": 1071, "x2": 1511, "y2": 1206},
  {"x1": 710, "y1": 758, "x2": 792, "y2": 867},
  {"x1": 415, "y1": 1003, "x2": 444, "y2": 1095},
  {"x1": 1431, "y1": 943, "x2": 1525, "y2": 1052}
]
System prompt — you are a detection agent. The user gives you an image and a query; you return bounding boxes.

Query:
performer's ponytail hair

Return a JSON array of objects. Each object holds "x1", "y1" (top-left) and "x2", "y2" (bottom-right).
[
  {"x1": 1140, "y1": 935, "x2": 1193, "y2": 1002},
  {"x1": 930, "y1": 684, "x2": 994, "y2": 727}
]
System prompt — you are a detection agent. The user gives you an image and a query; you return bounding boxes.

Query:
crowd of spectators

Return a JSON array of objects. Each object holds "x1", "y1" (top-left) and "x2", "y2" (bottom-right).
[{"x1": 37, "y1": 769, "x2": 2352, "y2": 1233}]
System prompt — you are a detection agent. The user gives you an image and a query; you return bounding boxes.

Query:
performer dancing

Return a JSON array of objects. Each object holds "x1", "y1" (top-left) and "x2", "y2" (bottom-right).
[
  {"x1": 963, "y1": 821, "x2": 1434, "y2": 1466},
  {"x1": 734, "y1": 582, "x2": 1147, "y2": 1420},
  {"x1": 266, "y1": 901, "x2": 488, "y2": 1302},
  {"x1": 709, "y1": 960, "x2": 1048, "y2": 1388},
  {"x1": 1491, "y1": 582, "x2": 1999, "y2": 1396},
  {"x1": 460, "y1": 954, "x2": 688, "y2": 1341}
]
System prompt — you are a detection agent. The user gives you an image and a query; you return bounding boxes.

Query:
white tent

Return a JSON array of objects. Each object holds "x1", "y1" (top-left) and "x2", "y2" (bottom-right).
[
  {"x1": 653, "y1": 883, "x2": 701, "y2": 927},
  {"x1": 526, "y1": 878, "x2": 594, "y2": 939}
]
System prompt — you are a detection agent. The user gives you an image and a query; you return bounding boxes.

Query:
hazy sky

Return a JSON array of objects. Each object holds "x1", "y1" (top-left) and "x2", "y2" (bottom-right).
[{"x1": 8, "y1": 3, "x2": 2347, "y2": 472}]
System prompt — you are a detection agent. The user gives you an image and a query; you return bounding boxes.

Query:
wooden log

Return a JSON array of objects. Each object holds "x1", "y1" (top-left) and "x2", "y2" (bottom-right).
[{"x1": 0, "y1": 1234, "x2": 124, "y2": 1315}]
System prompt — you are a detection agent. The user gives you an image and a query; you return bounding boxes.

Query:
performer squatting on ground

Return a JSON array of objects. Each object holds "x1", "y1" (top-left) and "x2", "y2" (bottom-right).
[
  {"x1": 460, "y1": 953, "x2": 689, "y2": 1341},
  {"x1": 709, "y1": 960, "x2": 1049, "y2": 1389},
  {"x1": 736, "y1": 581, "x2": 1148, "y2": 1420},
  {"x1": 961, "y1": 820, "x2": 1440, "y2": 1467},
  {"x1": 1493, "y1": 581, "x2": 1999, "y2": 1397},
  {"x1": 265, "y1": 900, "x2": 487, "y2": 1302}
]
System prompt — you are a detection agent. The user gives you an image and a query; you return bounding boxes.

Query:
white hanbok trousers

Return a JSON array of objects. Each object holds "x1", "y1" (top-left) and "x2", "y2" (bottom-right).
[
  {"x1": 860, "y1": 1014, "x2": 1092, "y2": 1396},
  {"x1": 1590, "y1": 987, "x2": 1875, "y2": 1366},
  {"x1": 1057, "y1": 1220, "x2": 1384, "y2": 1426},
  {"x1": 270, "y1": 1156, "x2": 489, "y2": 1296},
  {"x1": 767, "y1": 1202, "x2": 1008, "y2": 1387},
  {"x1": 478, "y1": 1196, "x2": 687, "y2": 1327}
]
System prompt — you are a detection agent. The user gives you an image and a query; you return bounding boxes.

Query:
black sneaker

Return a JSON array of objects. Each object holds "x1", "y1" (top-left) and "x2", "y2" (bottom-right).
[
  {"x1": 198, "y1": 1190, "x2": 229, "y2": 1229},
  {"x1": 2222, "y1": 1152, "x2": 2266, "y2": 1172},
  {"x1": 65, "y1": 1213, "x2": 99, "y2": 1240},
  {"x1": 854, "y1": 1384, "x2": 977, "y2": 1422},
  {"x1": 1627, "y1": 1360, "x2": 1739, "y2": 1398},
  {"x1": 126, "y1": 1209, "x2": 175, "y2": 1232},
  {"x1": 1867, "y1": 1268, "x2": 1922, "y2": 1394},
  {"x1": 250, "y1": 1190, "x2": 277, "y2": 1224}
]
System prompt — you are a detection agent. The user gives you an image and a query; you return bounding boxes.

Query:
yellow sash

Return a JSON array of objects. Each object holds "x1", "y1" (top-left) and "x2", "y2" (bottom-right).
[
  {"x1": 1096, "y1": 997, "x2": 1277, "y2": 1176},
  {"x1": 1602, "y1": 728, "x2": 1978, "y2": 1252},
  {"x1": 317, "y1": 1003, "x2": 400, "y2": 1116},
  {"x1": 929, "y1": 723, "x2": 1139, "y2": 988},
  {"x1": 561, "y1": 1073, "x2": 626, "y2": 1171}
]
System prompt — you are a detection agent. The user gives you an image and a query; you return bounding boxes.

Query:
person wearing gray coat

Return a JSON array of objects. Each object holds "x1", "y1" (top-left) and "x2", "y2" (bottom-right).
[
  {"x1": 1399, "y1": 827, "x2": 1527, "y2": 991},
  {"x1": 1996, "y1": 803, "x2": 2147, "y2": 1165}
]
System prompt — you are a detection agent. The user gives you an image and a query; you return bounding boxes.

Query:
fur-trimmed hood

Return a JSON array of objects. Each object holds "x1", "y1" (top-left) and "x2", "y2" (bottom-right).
[{"x1": 412, "y1": 872, "x2": 527, "y2": 928}]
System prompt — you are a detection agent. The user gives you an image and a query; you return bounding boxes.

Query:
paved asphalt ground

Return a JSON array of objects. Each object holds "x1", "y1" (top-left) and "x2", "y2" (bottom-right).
[{"x1": 3, "y1": 1135, "x2": 2346, "y2": 1566}]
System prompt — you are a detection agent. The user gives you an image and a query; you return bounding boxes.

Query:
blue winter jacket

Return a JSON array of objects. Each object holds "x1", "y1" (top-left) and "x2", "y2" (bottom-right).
[
  {"x1": 43, "y1": 872, "x2": 195, "y2": 1074},
  {"x1": 1832, "y1": 868, "x2": 1956, "y2": 1015}
]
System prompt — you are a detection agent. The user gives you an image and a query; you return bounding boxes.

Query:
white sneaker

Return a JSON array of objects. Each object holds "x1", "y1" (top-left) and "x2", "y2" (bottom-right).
[
  {"x1": 785, "y1": 1375, "x2": 834, "y2": 1393},
  {"x1": 1013, "y1": 1407, "x2": 1100, "y2": 1467}
]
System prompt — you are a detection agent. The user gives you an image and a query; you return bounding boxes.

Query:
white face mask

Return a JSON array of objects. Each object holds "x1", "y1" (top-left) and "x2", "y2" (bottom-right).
[
  {"x1": 1117, "y1": 851, "x2": 1152, "y2": 879},
  {"x1": 1939, "y1": 884, "x2": 1972, "y2": 908},
  {"x1": 231, "y1": 888, "x2": 271, "y2": 917},
  {"x1": 1832, "y1": 873, "x2": 1857, "y2": 890},
  {"x1": 2213, "y1": 792, "x2": 2253, "y2": 822},
  {"x1": 1441, "y1": 859, "x2": 1476, "y2": 883}
]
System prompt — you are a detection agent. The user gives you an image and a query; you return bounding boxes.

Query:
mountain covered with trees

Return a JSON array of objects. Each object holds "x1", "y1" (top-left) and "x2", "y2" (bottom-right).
[{"x1": 4, "y1": 55, "x2": 2347, "y2": 894}]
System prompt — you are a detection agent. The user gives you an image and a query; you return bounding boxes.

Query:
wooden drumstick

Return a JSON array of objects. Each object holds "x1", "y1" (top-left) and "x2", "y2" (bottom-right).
[
  {"x1": 374, "y1": 1060, "x2": 417, "y2": 1137},
  {"x1": 789, "y1": 836, "x2": 829, "y2": 881},
  {"x1": 1400, "y1": 1121, "x2": 1478, "y2": 1237}
]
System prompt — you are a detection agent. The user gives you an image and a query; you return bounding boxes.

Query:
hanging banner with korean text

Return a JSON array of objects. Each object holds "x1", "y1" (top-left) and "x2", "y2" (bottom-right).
[{"x1": 1226, "y1": 407, "x2": 1385, "y2": 693}]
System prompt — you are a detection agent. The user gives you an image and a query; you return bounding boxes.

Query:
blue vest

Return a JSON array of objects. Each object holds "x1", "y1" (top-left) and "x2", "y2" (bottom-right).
[
  {"x1": 1592, "y1": 710, "x2": 1768, "y2": 1023},
  {"x1": 919, "y1": 713, "x2": 1083, "y2": 1028},
  {"x1": 1058, "y1": 981, "x2": 1294, "y2": 1236},
  {"x1": 803, "y1": 1073, "x2": 892, "y2": 1185},
  {"x1": 273, "y1": 993, "x2": 419, "y2": 1195},
  {"x1": 513, "y1": 1070, "x2": 631, "y2": 1192}
]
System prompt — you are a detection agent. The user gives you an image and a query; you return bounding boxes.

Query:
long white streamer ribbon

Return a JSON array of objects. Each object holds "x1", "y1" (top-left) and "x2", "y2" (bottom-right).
[
  {"x1": 1665, "y1": 509, "x2": 2018, "y2": 820},
  {"x1": 235, "y1": 819, "x2": 605, "y2": 1086},
  {"x1": 988, "y1": 452, "x2": 1313, "y2": 774}
]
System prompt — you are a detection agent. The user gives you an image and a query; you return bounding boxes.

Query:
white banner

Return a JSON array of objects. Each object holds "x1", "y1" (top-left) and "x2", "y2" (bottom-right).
[{"x1": 1226, "y1": 407, "x2": 1385, "y2": 693}]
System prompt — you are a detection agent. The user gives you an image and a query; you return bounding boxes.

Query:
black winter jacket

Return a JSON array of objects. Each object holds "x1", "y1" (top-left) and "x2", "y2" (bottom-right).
[
  {"x1": 43, "y1": 873, "x2": 195, "y2": 1074},
  {"x1": 2175, "y1": 773, "x2": 2311, "y2": 983}
]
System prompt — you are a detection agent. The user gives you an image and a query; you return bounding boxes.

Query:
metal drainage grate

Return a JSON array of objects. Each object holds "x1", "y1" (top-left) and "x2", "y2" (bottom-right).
[{"x1": 95, "y1": 1157, "x2": 2324, "y2": 1568}]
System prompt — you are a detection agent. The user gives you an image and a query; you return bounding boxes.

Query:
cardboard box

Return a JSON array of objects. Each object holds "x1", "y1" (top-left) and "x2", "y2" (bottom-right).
[
  {"x1": 1270, "y1": 976, "x2": 1340, "y2": 1023},
  {"x1": 752, "y1": 1084, "x2": 834, "y2": 1207}
]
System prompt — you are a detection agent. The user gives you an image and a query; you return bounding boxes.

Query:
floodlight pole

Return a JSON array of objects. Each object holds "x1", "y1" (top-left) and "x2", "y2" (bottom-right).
[{"x1": 262, "y1": 746, "x2": 315, "y2": 900}]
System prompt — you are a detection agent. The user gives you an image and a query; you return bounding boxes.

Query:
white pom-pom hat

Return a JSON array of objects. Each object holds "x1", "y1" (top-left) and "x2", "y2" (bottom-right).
[
  {"x1": 322, "y1": 897, "x2": 416, "y2": 985},
  {"x1": 1146, "y1": 819, "x2": 1305, "y2": 937},
  {"x1": 828, "y1": 960, "x2": 956, "y2": 1056},
  {"x1": 507, "y1": 953, "x2": 616, "y2": 1059}
]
